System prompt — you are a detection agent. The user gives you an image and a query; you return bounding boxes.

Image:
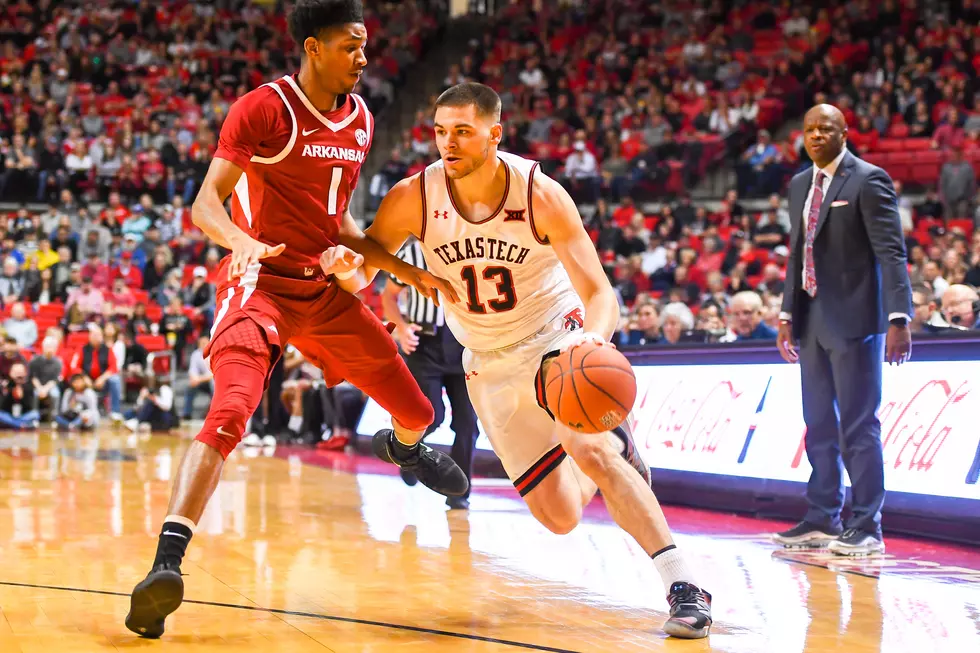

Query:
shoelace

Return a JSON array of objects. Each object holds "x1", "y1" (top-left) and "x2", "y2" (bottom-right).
[{"x1": 668, "y1": 584, "x2": 708, "y2": 611}]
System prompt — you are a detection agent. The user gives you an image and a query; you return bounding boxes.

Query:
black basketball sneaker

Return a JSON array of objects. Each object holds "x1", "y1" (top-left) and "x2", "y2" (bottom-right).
[
  {"x1": 125, "y1": 563, "x2": 184, "y2": 639},
  {"x1": 611, "y1": 418, "x2": 652, "y2": 487},
  {"x1": 664, "y1": 581, "x2": 713, "y2": 639},
  {"x1": 372, "y1": 429, "x2": 469, "y2": 497},
  {"x1": 772, "y1": 521, "x2": 842, "y2": 548}
]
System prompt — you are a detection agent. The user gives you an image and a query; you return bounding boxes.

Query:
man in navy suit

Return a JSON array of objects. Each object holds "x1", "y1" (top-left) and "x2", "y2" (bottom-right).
[{"x1": 772, "y1": 105, "x2": 912, "y2": 556}]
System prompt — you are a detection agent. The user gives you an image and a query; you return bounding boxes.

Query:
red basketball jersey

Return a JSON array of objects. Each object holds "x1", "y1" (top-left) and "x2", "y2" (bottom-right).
[{"x1": 214, "y1": 74, "x2": 375, "y2": 279}]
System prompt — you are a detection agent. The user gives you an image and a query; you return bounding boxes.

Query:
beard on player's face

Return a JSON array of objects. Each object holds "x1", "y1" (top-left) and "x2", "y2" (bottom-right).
[{"x1": 443, "y1": 140, "x2": 492, "y2": 179}]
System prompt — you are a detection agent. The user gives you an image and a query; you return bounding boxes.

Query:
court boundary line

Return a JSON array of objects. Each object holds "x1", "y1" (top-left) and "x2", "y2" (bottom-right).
[{"x1": 0, "y1": 580, "x2": 579, "y2": 652}]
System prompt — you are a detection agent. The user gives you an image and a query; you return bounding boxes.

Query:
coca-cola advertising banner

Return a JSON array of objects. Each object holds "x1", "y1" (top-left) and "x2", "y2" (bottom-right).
[
  {"x1": 356, "y1": 361, "x2": 980, "y2": 501},
  {"x1": 631, "y1": 362, "x2": 979, "y2": 500}
]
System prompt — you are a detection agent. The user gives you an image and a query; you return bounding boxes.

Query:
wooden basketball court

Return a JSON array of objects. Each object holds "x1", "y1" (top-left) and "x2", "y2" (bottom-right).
[{"x1": 0, "y1": 430, "x2": 977, "y2": 652}]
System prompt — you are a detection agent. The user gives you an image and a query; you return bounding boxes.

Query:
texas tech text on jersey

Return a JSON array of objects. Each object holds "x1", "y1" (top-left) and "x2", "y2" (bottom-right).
[
  {"x1": 417, "y1": 151, "x2": 580, "y2": 351},
  {"x1": 430, "y1": 236, "x2": 531, "y2": 267}
]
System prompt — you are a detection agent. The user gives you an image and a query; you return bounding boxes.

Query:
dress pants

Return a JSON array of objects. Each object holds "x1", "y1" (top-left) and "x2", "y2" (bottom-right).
[{"x1": 797, "y1": 294, "x2": 886, "y2": 534}]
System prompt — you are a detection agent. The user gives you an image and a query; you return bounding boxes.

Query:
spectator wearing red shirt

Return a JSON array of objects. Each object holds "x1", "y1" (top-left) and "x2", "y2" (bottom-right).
[
  {"x1": 932, "y1": 107, "x2": 966, "y2": 151},
  {"x1": 848, "y1": 116, "x2": 880, "y2": 155},
  {"x1": 693, "y1": 237, "x2": 725, "y2": 279},
  {"x1": 100, "y1": 191, "x2": 132, "y2": 225},
  {"x1": 68, "y1": 324, "x2": 122, "y2": 419},
  {"x1": 107, "y1": 277, "x2": 138, "y2": 320},
  {"x1": 112, "y1": 251, "x2": 144, "y2": 289},
  {"x1": 613, "y1": 197, "x2": 643, "y2": 228},
  {"x1": 81, "y1": 253, "x2": 112, "y2": 290},
  {"x1": 142, "y1": 149, "x2": 167, "y2": 202}
]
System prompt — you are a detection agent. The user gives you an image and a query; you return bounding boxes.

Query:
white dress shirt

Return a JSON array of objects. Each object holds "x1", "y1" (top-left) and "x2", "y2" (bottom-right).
[{"x1": 780, "y1": 148, "x2": 908, "y2": 324}]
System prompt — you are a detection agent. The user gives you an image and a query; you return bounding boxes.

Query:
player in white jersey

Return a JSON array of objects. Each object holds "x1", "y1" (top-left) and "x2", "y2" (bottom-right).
[{"x1": 335, "y1": 83, "x2": 713, "y2": 638}]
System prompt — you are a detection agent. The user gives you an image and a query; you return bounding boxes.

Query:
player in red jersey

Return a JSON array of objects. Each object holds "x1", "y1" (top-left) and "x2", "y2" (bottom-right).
[{"x1": 125, "y1": 0, "x2": 467, "y2": 639}]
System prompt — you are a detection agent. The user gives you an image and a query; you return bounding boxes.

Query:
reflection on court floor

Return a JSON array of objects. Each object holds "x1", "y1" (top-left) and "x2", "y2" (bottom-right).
[{"x1": 0, "y1": 432, "x2": 977, "y2": 652}]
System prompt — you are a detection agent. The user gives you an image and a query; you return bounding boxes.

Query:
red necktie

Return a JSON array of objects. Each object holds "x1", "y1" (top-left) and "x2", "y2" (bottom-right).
[{"x1": 803, "y1": 172, "x2": 826, "y2": 297}]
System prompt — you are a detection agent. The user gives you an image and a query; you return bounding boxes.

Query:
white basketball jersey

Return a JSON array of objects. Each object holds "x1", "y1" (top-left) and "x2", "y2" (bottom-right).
[{"x1": 418, "y1": 150, "x2": 580, "y2": 351}]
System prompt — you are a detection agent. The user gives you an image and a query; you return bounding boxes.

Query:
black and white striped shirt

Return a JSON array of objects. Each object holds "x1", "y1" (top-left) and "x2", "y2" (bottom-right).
[{"x1": 390, "y1": 239, "x2": 445, "y2": 327}]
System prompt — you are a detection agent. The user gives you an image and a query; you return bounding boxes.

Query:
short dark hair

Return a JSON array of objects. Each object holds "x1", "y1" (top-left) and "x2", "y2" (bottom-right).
[
  {"x1": 911, "y1": 283, "x2": 932, "y2": 297},
  {"x1": 435, "y1": 83, "x2": 502, "y2": 122},
  {"x1": 288, "y1": 0, "x2": 364, "y2": 46}
]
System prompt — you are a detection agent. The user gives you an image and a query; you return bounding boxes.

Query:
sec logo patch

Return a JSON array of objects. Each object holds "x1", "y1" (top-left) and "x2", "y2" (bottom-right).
[{"x1": 355, "y1": 129, "x2": 368, "y2": 147}]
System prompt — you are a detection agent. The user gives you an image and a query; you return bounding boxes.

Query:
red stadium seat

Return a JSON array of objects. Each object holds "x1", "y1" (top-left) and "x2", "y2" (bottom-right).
[
  {"x1": 886, "y1": 123, "x2": 909, "y2": 138},
  {"x1": 182, "y1": 265, "x2": 198, "y2": 286},
  {"x1": 146, "y1": 304, "x2": 163, "y2": 321},
  {"x1": 876, "y1": 139, "x2": 904, "y2": 152},
  {"x1": 948, "y1": 219, "x2": 974, "y2": 234},
  {"x1": 137, "y1": 335, "x2": 168, "y2": 352},
  {"x1": 35, "y1": 303, "x2": 64, "y2": 319},
  {"x1": 66, "y1": 332, "x2": 89, "y2": 350},
  {"x1": 34, "y1": 317, "x2": 59, "y2": 334},
  {"x1": 900, "y1": 138, "x2": 932, "y2": 151}
]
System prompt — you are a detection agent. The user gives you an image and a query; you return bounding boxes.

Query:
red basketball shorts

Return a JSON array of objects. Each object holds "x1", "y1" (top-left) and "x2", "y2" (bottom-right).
[{"x1": 195, "y1": 261, "x2": 433, "y2": 458}]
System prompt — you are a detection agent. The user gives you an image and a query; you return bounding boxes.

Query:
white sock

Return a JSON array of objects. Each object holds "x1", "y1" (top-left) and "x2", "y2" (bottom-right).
[
  {"x1": 651, "y1": 545, "x2": 697, "y2": 594},
  {"x1": 288, "y1": 415, "x2": 303, "y2": 433},
  {"x1": 163, "y1": 514, "x2": 197, "y2": 533}
]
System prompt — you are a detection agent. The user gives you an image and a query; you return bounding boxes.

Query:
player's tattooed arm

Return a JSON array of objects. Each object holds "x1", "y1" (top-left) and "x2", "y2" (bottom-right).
[
  {"x1": 194, "y1": 157, "x2": 285, "y2": 281},
  {"x1": 532, "y1": 172, "x2": 620, "y2": 342}
]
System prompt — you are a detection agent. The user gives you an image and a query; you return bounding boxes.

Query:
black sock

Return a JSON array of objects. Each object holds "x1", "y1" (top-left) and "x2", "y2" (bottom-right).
[
  {"x1": 153, "y1": 521, "x2": 193, "y2": 569},
  {"x1": 389, "y1": 431, "x2": 420, "y2": 463}
]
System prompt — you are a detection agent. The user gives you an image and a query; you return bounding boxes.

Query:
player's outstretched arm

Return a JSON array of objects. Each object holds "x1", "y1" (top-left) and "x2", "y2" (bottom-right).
[
  {"x1": 333, "y1": 174, "x2": 459, "y2": 304},
  {"x1": 533, "y1": 173, "x2": 620, "y2": 342},
  {"x1": 193, "y1": 157, "x2": 285, "y2": 280},
  {"x1": 335, "y1": 176, "x2": 419, "y2": 290}
]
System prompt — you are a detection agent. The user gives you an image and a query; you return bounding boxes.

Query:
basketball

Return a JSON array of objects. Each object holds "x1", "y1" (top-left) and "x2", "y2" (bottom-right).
[{"x1": 544, "y1": 342, "x2": 637, "y2": 434}]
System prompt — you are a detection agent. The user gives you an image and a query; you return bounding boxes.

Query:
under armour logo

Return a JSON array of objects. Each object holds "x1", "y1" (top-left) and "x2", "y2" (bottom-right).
[
  {"x1": 434, "y1": 210, "x2": 449, "y2": 219},
  {"x1": 563, "y1": 308, "x2": 584, "y2": 331},
  {"x1": 503, "y1": 209, "x2": 526, "y2": 222},
  {"x1": 465, "y1": 371, "x2": 479, "y2": 380}
]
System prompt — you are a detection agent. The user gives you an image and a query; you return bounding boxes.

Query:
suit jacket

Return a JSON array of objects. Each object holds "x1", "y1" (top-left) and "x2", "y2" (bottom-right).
[{"x1": 781, "y1": 150, "x2": 912, "y2": 339}]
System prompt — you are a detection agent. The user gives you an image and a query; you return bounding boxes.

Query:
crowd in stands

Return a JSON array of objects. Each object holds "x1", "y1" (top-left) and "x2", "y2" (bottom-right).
[
  {"x1": 370, "y1": 0, "x2": 805, "y2": 207},
  {"x1": 0, "y1": 0, "x2": 443, "y2": 205},
  {"x1": 1, "y1": 0, "x2": 980, "y2": 442},
  {"x1": 371, "y1": 0, "x2": 980, "y2": 348},
  {"x1": 0, "y1": 0, "x2": 446, "y2": 441}
]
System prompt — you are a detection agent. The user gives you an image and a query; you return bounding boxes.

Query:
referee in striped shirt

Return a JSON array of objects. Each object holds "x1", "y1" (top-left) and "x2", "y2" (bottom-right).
[{"x1": 383, "y1": 238, "x2": 478, "y2": 510}]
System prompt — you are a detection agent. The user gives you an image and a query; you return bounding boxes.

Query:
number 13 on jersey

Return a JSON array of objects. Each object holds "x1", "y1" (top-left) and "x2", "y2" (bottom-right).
[{"x1": 460, "y1": 265, "x2": 517, "y2": 313}]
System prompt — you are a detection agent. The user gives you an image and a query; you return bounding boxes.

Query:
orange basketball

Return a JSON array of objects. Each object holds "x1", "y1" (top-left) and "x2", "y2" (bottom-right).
[{"x1": 544, "y1": 342, "x2": 637, "y2": 434}]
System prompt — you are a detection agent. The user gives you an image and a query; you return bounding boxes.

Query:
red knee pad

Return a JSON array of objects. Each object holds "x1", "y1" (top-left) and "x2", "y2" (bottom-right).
[
  {"x1": 195, "y1": 320, "x2": 272, "y2": 459},
  {"x1": 359, "y1": 354, "x2": 434, "y2": 432}
]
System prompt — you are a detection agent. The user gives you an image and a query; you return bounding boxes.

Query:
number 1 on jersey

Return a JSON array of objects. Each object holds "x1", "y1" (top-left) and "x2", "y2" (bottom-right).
[
  {"x1": 460, "y1": 265, "x2": 517, "y2": 313},
  {"x1": 327, "y1": 166, "x2": 343, "y2": 215}
]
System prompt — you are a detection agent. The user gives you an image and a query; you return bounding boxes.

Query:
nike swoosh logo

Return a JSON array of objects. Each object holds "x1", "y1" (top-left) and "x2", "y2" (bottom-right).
[
  {"x1": 162, "y1": 531, "x2": 188, "y2": 540},
  {"x1": 216, "y1": 426, "x2": 239, "y2": 438},
  {"x1": 302, "y1": 127, "x2": 320, "y2": 136}
]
